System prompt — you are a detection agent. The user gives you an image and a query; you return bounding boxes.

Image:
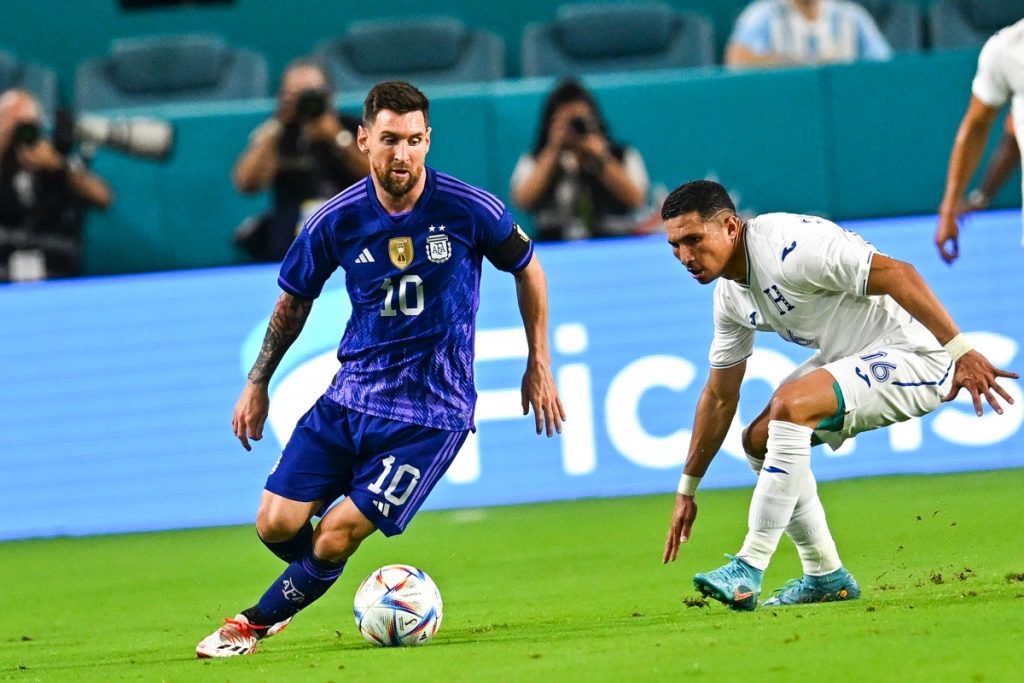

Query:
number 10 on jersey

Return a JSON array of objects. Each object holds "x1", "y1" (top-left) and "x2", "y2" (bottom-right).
[{"x1": 380, "y1": 275, "x2": 424, "y2": 317}]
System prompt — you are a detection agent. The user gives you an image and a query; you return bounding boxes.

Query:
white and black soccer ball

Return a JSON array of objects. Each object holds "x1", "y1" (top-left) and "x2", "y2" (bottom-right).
[{"x1": 353, "y1": 564, "x2": 443, "y2": 647}]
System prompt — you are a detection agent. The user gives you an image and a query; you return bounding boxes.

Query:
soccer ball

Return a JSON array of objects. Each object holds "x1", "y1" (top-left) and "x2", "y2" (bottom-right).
[{"x1": 353, "y1": 564, "x2": 443, "y2": 647}]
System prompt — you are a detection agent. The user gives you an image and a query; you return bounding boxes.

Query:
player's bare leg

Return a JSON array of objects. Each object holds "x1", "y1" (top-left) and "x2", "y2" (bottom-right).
[{"x1": 312, "y1": 497, "x2": 378, "y2": 563}]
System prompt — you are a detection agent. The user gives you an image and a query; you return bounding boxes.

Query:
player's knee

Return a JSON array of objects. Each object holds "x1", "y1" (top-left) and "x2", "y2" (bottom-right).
[
  {"x1": 255, "y1": 506, "x2": 306, "y2": 543},
  {"x1": 768, "y1": 385, "x2": 814, "y2": 425}
]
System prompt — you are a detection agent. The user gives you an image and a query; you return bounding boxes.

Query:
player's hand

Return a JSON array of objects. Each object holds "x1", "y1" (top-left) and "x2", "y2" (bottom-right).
[
  {"x1": 935, "y1": 210, "x2": 961, "y2": 264},
  {"x1": 662, "y1": 493, "x2": 698, "y2": 564},
  {"x1": 944, "y1": 349, "x2": 1019, "y2": 416},
  {"x1": 232, "y1": 380, "x2": 271, "y2": 451},
  {"x1": 521, "y1": 360, "x2": 565, "y2": 437}
]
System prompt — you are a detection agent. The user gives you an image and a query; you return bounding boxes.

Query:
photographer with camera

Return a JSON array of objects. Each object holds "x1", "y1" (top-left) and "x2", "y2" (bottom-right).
[
  {"x1": 233, "y1": 59, "x2": 368, "y2": 262},
  {"x1": 0, "y1": 89, "x2": 113, "y2": 282},
  {"x1": 511, "y1": 79, "x2": 648, "y2": 242}
]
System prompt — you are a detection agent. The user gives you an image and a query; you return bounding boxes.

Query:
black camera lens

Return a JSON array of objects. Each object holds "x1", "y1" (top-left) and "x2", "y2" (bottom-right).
[
  {"x1": 295, "y1": 90, "x2": 328, "y2": 121},
  {"x1": 12, "y1": 122, "x2": 41, "y2": 147},
  {"x1": 568, "y1": 116, "x2": 590, "y2": 136}
]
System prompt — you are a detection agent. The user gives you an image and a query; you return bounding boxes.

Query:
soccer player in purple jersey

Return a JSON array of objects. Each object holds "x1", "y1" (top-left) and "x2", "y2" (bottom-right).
[{"x1": 197, "y1": 81, "x2": 565, "y2": 658}]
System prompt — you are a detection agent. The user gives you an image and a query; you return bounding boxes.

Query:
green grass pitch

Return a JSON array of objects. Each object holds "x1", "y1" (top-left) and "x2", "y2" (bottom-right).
[{"x1": 2, "y1": 468, "x2": 1023, "y2": 682}]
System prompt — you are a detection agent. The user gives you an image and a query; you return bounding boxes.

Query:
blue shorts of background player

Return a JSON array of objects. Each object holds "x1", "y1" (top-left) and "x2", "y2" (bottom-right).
[{"x1": 266, "y1": 396, "x2": 468, "y2": 538}]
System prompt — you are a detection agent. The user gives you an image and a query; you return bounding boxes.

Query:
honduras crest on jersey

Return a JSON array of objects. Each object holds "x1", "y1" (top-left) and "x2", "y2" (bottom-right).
[{"x1": 426, "y1": 225, "x2": 451, "y2": 263}]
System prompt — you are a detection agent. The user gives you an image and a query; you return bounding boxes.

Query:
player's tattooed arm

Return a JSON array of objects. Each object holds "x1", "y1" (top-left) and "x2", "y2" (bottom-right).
[{"x1": 247, "y1": 292, "x2": 313, "y2": 384}]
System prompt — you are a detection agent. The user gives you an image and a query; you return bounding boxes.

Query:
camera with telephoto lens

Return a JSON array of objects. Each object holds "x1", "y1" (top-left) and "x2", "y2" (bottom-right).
[
  {"x1": 11, "y1": 122, "x2": 42, "y2": 148},
  {"x1": 568, "y1": 115, "x2": 592, "y2": 136},
  {"x1": 295, "y1": 89, "x2": 329, "y2": 122},
  {"x1": 52, "y1": 109, "x2": 175, "y2": 162}
]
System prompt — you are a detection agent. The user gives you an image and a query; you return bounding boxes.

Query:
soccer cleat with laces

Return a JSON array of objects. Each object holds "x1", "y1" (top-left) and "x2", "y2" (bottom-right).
[
  {"x1": 762, "y1": 567, "x2": 861, "y2": 606},
  {"x1": 693, "y1": 554, "x2": 764, "y2": 611},
  {"x1": 195, "y1": 613, "x2": 292, "y2": 658}
]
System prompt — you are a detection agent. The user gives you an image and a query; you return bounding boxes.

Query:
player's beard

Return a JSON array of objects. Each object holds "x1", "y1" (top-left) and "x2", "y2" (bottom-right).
[{"x1": 376, "y1": 163, "x2": 420, "y2": 198}]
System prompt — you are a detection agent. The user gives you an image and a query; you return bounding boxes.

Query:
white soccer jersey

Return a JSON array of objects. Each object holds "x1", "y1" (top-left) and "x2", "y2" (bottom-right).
[
  {"x1": 972, "y1": 19, "x2": 1024, "y2": 239},
  {"x1": 709, "y1": 213, "x2": 939, "y2": 368}
]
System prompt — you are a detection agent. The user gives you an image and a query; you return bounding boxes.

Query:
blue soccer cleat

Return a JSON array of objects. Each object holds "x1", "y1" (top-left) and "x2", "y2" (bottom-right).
[
  {"x1": 762, "y1": 567, "x2": 861, "y2": 607},
  {"x1": 693, "y1": 554, "x2": 763, "y2": 611}
]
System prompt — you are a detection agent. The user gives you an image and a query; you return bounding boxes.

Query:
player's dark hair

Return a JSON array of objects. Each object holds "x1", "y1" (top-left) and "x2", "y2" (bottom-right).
[
  {"x1": 661, "y1": 180, "x2": 737, "y2": 221},
  {"x1": 532, "y1": 79, "x2": 611, "y2": 156},
  {"x1": 363, "y1": 81, "x2": 430, "y2": 127}
]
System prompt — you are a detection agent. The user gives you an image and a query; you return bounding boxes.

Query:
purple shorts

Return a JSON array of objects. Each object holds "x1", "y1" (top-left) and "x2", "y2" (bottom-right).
[{"x1": 265, "y1": 395, "x2": 467, "y2": 536}]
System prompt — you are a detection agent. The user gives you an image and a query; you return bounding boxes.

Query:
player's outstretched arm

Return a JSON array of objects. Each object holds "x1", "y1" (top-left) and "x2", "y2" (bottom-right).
[
  {"x1": 867, "y1": 254, "x2": 1018, "y2": 415},
  {"x1": 513, "y1": 254, "x2": 565, "y2": 437},
  {"x1": 663, "y1": 363, "x2": 745, "y2": 564},
  {"x1": 936, "y1": 96, "x2": 1000, "y2": 264},
  {"x1": 232, "y1": 292, "x2": 313, "y2": 450}
]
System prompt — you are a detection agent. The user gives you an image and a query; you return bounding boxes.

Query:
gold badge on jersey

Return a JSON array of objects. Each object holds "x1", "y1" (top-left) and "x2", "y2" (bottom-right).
[{"x1": 389, "y1": 237, "x2": 414, "y2": 270}]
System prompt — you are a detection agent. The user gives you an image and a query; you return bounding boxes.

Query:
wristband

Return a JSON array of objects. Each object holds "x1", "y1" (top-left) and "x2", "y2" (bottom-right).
[
  {"x1": 943, "y1": 333, "x2": 972, "y2": 362},
  {"x1": 677, "y1": 473, "x2": 702, "y2": 496}
]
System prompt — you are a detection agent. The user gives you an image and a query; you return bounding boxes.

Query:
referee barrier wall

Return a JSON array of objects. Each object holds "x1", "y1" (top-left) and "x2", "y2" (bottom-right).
[{"x1": 0, "y1": 211, "x2": 1021, "y2": 540}]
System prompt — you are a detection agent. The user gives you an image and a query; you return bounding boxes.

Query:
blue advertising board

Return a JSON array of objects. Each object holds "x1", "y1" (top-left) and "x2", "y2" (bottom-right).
[{"x1": 1, "y1": 211, "x2": 1021, "y2": 540}]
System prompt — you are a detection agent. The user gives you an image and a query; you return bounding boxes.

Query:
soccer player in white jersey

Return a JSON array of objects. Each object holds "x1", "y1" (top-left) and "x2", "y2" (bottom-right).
[
  {"x1": 660, "y1": 180, "x2": 1017, "y2": 610},
  {"x1": 937, "y1": 18, "x2": 1024, "y2": 264}
]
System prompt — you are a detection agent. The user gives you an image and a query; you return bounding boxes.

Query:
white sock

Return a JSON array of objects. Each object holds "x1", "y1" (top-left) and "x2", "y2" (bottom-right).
[
  {"x1": 737, "y1": 420, "x2": 812, "y2": 571},
  {"x1": 786, "y1": 470, "x2": 843, "y2": 576}
]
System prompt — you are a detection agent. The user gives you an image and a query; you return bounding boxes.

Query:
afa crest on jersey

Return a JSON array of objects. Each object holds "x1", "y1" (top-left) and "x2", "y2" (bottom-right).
[
  {"x1": 426, "y1": 224, "x2": 451, "y2": 263},
  {"x1": 389, "y1": 237, "x2": 413, "y2": 270}
]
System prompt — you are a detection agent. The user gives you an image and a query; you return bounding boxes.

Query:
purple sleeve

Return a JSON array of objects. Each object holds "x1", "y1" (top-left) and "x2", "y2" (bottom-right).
[{"x1": 277, "y1": 219, "x2": 339, "y2": 299}]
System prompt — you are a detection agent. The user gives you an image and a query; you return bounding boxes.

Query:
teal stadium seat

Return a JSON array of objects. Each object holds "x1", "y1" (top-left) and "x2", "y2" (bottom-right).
[
  {"x1": 0, "y1": 49, "x2": 58, "y2": 121},
  {"x1": 859, "y1": 0, "x2": 924, "y2": 52},
  {"x1": 314, "y1": 17, "x2": 505, "y2": 93},
  {"x1": 928, "y1": 0, "x2": 1024, "y2": 49},
  {"x1": 74, "y1": 33, "x2": 268, "y2": 111},
  {"x1": 520, "y1": 2, "x2": 714, "y2": 78}
]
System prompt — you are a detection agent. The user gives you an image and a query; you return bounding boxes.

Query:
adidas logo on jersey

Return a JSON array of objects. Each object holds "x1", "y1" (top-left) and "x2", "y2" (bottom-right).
[{"x1": 355, "y1": 248, "x2": 375, "y2": 264}]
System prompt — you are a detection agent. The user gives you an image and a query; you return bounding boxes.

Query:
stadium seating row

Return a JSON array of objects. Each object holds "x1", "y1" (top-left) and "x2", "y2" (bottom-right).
[{"x1": 0, "y1": 0, "x2": 1018, "y2": 116}]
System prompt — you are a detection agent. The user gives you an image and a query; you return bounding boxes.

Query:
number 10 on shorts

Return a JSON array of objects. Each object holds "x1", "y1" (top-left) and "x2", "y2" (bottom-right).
[{"x1": 367, "y1": 455, "x2": 422, "y2": 506}]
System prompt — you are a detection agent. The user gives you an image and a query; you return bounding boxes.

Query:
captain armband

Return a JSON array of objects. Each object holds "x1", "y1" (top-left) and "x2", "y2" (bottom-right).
[
  {"x1": 943, "y1": 333, "x2": 972, "y2": 362},
  {"x1": 677, "y1": 473, "x2": 702, "y2": 497},
  {"x1": 489, "y1": 222, "x2": 532, "y2": 271}
]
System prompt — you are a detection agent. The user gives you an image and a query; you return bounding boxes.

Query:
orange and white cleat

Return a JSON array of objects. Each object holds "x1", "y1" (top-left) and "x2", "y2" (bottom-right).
[{"x1": 195, "y1": 614, "x2": 292, "y2": 658}]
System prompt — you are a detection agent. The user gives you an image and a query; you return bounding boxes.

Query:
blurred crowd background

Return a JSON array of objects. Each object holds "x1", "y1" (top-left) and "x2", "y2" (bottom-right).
[{"x1": 0, "y1": 0, "x2": 1020, "y2": 282}]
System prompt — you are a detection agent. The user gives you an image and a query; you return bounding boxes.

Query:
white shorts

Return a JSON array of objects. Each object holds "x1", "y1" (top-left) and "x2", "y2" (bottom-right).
[{"x1": 784, "y1": 345, "x2": 952, "y2": 450}]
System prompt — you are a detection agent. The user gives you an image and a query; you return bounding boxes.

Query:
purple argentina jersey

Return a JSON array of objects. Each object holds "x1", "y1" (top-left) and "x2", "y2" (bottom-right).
[{"x1": 278, "y1": 167, "x2": 533, "y2": 431}]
